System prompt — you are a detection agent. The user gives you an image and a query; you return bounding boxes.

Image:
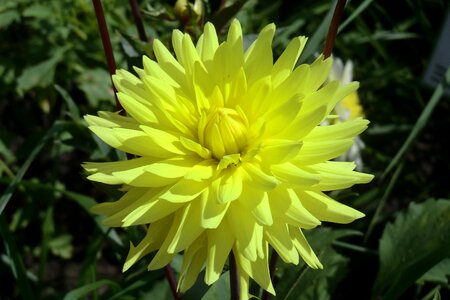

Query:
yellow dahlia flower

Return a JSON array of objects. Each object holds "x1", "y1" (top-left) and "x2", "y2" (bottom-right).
[{"x1": 83, "y1": 20, "x2": 373, "y2": 299}]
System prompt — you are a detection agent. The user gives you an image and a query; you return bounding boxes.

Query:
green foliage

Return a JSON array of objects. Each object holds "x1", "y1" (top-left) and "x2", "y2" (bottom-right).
[
  {"x1": 1, "y1": 0, "x2": 450, "y2": 299},
  {"x1": 374, "y1": 199, "x2": 450, "y2": 299}
]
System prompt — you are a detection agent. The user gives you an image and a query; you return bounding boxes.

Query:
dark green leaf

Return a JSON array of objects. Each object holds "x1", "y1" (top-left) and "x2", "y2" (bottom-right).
[
  {"x1": 373, "y1": 199, "x2": 450, "y2": 299},
  {"x1": 16, "y1": 56, "x2": 62, "y2": 93},
  {"x1": 418, "y1": 258, "x2": 450, "y2": 285},
  {"x1": 277, "y1": 228, "x2": 361, "y2": 300},
  {"x1": 63, "y1": 279, "x2": 120, "y2": 300},
  {"x1": 0, "y1": 216, "x2": 35, "y2": 300},
  {"x1": 202, "y1": 271, "x2": 230, "y2": 300},
  {"x1": 208, "y1": 0, "x2": 246, "y2": 32}
]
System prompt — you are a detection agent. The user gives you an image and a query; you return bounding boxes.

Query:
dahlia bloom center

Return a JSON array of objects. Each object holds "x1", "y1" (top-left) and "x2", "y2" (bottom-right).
[{"x1": 202, "y1": 106, "x2": 248, "y2": 159}]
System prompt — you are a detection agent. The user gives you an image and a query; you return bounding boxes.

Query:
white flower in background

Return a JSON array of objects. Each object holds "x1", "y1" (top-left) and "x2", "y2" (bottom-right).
[{"x1": 328, "y1": 57, "x2": 365, "y2": 170}]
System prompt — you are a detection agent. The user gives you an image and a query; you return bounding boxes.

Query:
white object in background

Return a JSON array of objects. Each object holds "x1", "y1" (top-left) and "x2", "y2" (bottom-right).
[{"x1": 423, "y1": 9, "x2": 450, "y2": 95}]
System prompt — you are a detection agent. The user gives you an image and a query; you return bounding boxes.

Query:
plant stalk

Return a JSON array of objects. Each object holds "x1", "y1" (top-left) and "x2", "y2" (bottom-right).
[
  {"x1": 230, "y1": 252, "x2": 240, "y2": 300},
  {"x1": 129, "y1": 0, "x2": 149, "y2": 42},
  {"x1": 323, "y1": 0, "x2": 346, "y2": 58},
  {"x1": 91, "y1": 0, "x2": 122, "y2": 113},
  {"x1": 261, "y1": 251, "x2": 279, "y2": 300},
  {"x1": 164, "y1": 265, "x2": 182, "y2": 300}
]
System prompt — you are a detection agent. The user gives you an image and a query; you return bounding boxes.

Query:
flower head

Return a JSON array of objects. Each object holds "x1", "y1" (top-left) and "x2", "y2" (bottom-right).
[{"x1": 84, "y1": 20, "x2": 373, "y2": 299}]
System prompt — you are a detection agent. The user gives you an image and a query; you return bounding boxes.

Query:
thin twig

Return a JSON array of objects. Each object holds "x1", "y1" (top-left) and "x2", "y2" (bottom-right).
[
  {"x1": 164, "y1": 265, "x2": 182, "y2": 300},
  {"x1": 128, "y1": 0, "x2": 148, "y2": 42},
  {"x1": 229, "y1": 252, "x2": 240, "y2": 300},
  {"x1": 91, "y1": 0, "x2": 122, "y2": 113},
  {"x1": 261, "y1": 251, "x2": 279, "y2": 300},
  {"x1": 323, "y1": 0, "x2": 346, "y2": 58}
]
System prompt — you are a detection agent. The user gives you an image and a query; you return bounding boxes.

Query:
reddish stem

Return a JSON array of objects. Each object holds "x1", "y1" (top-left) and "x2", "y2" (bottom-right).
[
  {"x1": 229, "y1": 252, "x2": 239, "y2": 300},
  {"x1": 91, "y1": 0, "x2": 122, "y2": 113},
  {"x1": 129, "y1": 0, "x2": 149, "y2": 42},
  {"x1": 323, "y1": 0, "x2": 346, "y2": 58},
  {"x1": 261, "y1": 251, "x2": 279, "y2": 300},
  {"x1": 164, "y1": 265, "x2": 182, "y2": 300}
]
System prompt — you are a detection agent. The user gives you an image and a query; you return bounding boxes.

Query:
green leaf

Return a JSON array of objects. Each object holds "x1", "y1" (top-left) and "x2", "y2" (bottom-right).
[
  {"x1": 277, "y1": 228, "x2": 361, "y2": 300},
  {"x1": 63, "y1": 279, "x2": 120, "y2": 300},
  {"x1": 208, "y1": 0, "x2": 246, "y2": 32},
  {"x1": 202, "y1": 271, "x2": 230, "y2": 300},
  {"x1": 138, "y1": 279, "x2": 173, "y2": 300},
  {"x1": 373, "y1": 199, "x2": 450, "y2": 299},
  {"x1": 48, "y1": 234, "x2": 74, "y2": 259},
  {"x1": 382, "y1": 66, "x2": 450, "y2": 179},
  {"x1": 0, "y1": 9, "x2": 20, "y2": 29},
  {"x1": 0, "y1": 121, "x2": 71, "y2": 216},
  {"x1": 77, "y1": 68, "x2": 114, "y2": 107},
  {"x1": 22, "y1": 4, "x2": 54, "y2": 19},
  {"x1": 0, "y1": 216, "x2": 35, "y2": 300},
  {"x1": 54, "y1": 84, "x2": 81, "y2": 120},
  {"x1": 16, "y1": 56, "x2": 61, "y2": 93},
  {"x1": 418, "y1": 258, "x2": 450, "y2": 285}
]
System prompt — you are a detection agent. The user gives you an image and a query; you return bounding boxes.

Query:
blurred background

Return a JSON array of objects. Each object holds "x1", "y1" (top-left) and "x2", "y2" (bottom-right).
[{"x1": 1, "y1": 0, "x2": 449, "y2": 299}]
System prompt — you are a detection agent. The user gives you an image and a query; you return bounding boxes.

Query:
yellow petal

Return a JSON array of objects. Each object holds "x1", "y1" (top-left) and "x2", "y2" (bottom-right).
[
  {"x1": 244, "y1": 23, "x2": 275, "y2": 84},
  {"x1": 200, "y1": 22, "x2": 219, "y2": 61},
  {"x1": 123, "y1": 217, "x2": 172, "y2": 271},
  {"x1": 167, "y1": 199, "x2": 205, "y2": 253},
  {"x1": 271, "y1": 162, "x2": 320, "y2": 187},
  {"x1": 142, "y1": 55, "x2": 180, "y2": 88},
  {"x1": 227, "y1": 201, "x2": 260, "y2": 261},
  {"x1": 214, "y1": 167, "x2": 243, "y2": 204},
  {"x1": 305, "y1": 161, "x2": 374, "y2": 191},
  {"x1": 263, "y1": 93, "x2": 303, "y2": 136},
  {"x1": 290, "y1": 226, "x2": 323, "y2": 269},
  {"x1": 306, "y1": 117, "x2": 369, "y2": 141},
  {"x1": 272, "y1": 36, "x2": 307, "y2": 87},
  {"x1": 235, "y1": 245, "x2": 275, "y2": 295},
  {"x1": 297, "y1": 190, "x2": 365, "y2": 223},
  {"x1": 268, "y1": 187, "x2": 321, "y2": 229},
  {"x1": 179, "y1": 238, "x2": 207, "y2": 291},
  {"x1": 278, "y1": 105, "x2": 327, "y2": 141},
  {"x1": 241, "y1": 162, "x2": 279, "y2": 191},
  {"x1": 295, "y1": 138, "x2": 354, "y2": 165},
  {"x1": 158, "y1": 178, "x2": 208, "y2": 203},
  {"x1": 239, "y1": 185, "x2": 273, "y2": 226},
  {"x1": 201, "y1": 188, "x2": 230, "y2": 229},
  {"x1": 259, "y1": 139, "x2": 302, "y2": 165},
  {"x1": 152, "y1": 39, "x2": 186, "y2": 88},
  {"x1": 84, "y1": 112, "x2": 139, "y2": 130},
  {"x1": 114, "y1": 187, "x2": 184, "y2": 226},
  {"x1": 205, "y1": 221, "x2": 234, "y2": 284}
]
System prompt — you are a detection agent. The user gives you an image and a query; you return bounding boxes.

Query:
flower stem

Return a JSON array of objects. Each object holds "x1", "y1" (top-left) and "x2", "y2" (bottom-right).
[
  {"x1": 164, "y1": 265, "x2": 182, "y2": 300},
  {"x1": 229, "y1": 252, "x2": 240, "y2": 300},
  {"x1": 91, "y1": 0, "x2": 122, "y2": 113},
  {"x1": 261, "y1": 251, "x2": 279, "y2": 300},
  {"x1": 128, "y1": 0, "x2": 149, "y2": 42},
  {"x1": 323, "y1": 0, "x2": 346, "y2": 58}
]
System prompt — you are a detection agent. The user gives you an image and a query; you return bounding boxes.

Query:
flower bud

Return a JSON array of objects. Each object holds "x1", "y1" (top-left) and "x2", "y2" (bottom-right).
[{"x1": 204, "y1": 108, "x2": 247, "y2": 159}]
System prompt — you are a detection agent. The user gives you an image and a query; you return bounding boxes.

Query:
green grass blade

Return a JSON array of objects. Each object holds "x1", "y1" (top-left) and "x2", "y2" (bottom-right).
[
  {"x1": 365, "y1": 162, "x2": 405, "y2": 243},
  {"x1": 0, "y1": 215, "x2": 36, "y2": 300},
  {"x1": 298, "y1": 0, "x2": 337, "y2": 63},
  {"x1": 382, "y1": 66, "x2": 450, "y2": 179},
  {"x1": 63, "y1": 279, "x2": 120, "y2": 300},
  {"x1": 0, "y1": 121, "x2": 69, "y2": 216},
  {"x1": 339, "y1": 0, "x2": 375, "y2": 31}
]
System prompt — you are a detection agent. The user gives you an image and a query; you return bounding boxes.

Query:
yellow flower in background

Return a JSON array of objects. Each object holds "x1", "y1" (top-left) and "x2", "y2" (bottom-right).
[
  {"x1": 328, "y1": 57, "x2": 366, "y2": 170},
  {"x1": 83, "y1": 20, "x2": 373, "y2": 299}
]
